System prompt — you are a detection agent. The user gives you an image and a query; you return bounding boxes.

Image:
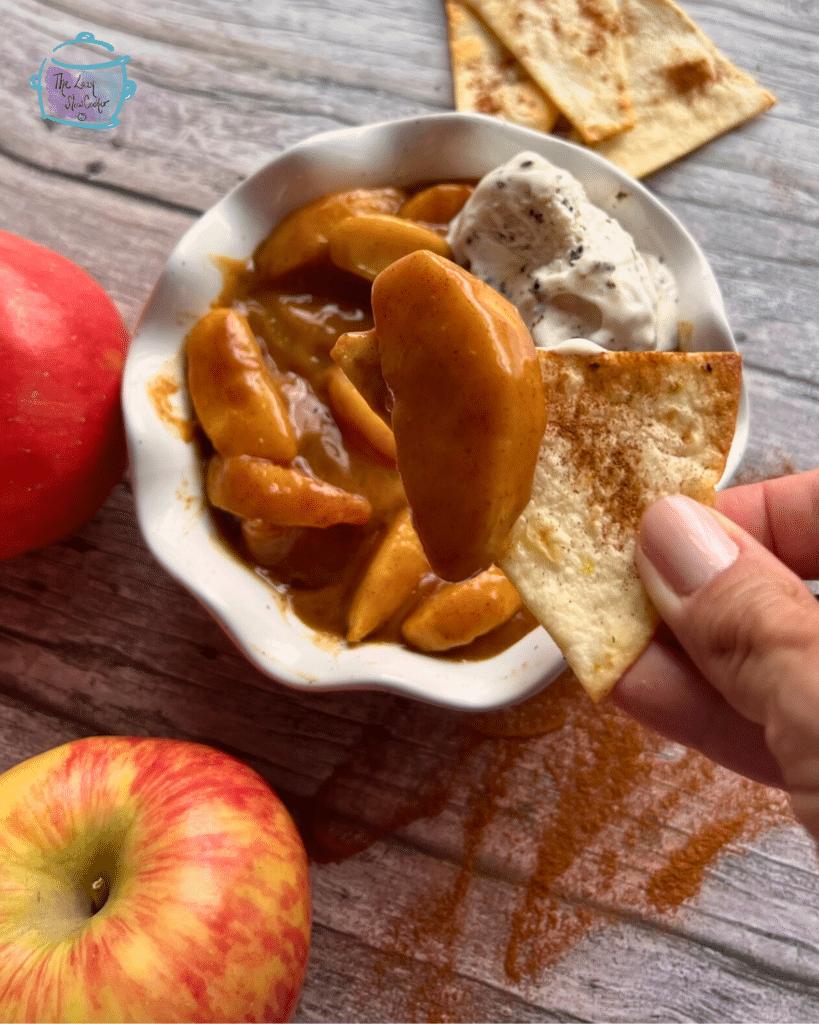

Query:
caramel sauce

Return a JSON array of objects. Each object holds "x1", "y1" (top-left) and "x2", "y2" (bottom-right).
[
  {"x1": 146, "y1": 372, "x2": 196, "y2": 442},
  {"x1": 197, "y1": 184, "x2": 539, "y2": 659}
]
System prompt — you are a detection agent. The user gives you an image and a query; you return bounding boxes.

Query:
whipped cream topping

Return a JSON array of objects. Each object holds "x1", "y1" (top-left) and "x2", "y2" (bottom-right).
[{"x1": 447, "y1": 152, "x2": 678, "y2": 352}]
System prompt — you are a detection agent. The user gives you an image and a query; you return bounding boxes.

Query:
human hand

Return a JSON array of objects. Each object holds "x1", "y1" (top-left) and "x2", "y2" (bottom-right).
[{"x1": 612, "y1": 468, "x2": 819, "y2": 837}]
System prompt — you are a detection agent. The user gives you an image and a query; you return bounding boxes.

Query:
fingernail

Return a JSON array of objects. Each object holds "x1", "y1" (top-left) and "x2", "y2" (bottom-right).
[{"x1": 639, "y1": 495, "x2": 739, "y2": 596}]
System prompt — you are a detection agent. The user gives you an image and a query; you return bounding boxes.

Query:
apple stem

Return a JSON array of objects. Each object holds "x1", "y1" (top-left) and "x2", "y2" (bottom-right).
[{"x1": 90, "y1": 875, "x2": 109, "y2": 914}]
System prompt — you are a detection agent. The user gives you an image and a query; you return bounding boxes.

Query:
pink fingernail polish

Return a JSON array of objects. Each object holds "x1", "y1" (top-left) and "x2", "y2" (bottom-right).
[{"x1": 639, "y1": 495, "x2": 739, "y2": 596}]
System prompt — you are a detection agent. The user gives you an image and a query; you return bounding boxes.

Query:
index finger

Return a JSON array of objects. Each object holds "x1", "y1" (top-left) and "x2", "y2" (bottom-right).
[{"x1": 715, "y1": 467, "x2": 819, "y2": 579}]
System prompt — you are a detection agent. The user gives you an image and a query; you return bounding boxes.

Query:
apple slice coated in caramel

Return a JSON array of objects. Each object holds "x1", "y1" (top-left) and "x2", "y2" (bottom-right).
[
  {"x1": 254, "y1": 188, "x2": 405, "y2": 280},
  {"x1": 371, "y1": 250, "x2": 545, "y2": 581},
  {"x1": 207, "y1": 454, "x2": 371, "y2": 528},
  {"x1": 328, "y1": 214, "x2": 453, "y2": 282},
  {"x1": 347, "y1": 507, "x2": 431, "y2": 642},
  {"x1": 401, "y1": 565, "x2": 522, "y2": 652},
  {"x1": 186, "y1": 309, "x2": 297, "y2": 462}
]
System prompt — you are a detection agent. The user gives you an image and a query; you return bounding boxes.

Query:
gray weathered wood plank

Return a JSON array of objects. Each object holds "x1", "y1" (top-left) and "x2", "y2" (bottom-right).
[{"x1": 2, "y1": 0, "x2": 818, "y2": 1019}]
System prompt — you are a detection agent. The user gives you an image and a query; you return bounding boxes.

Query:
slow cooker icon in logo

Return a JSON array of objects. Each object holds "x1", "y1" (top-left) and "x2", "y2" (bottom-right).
[{"x1": 30, "y1": 31, "x2": 137, "y2": 129}]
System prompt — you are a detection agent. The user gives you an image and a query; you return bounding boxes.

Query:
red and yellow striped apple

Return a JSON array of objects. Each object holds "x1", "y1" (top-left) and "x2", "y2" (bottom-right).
[{"x1": 0, "y1": 737, "x2": 311, "y2": 1022}]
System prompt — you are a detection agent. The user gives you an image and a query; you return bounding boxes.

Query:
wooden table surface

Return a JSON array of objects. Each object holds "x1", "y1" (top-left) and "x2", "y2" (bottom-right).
[{"x1": 3, "y1": 1, "x2": 819, "y2": 1020}]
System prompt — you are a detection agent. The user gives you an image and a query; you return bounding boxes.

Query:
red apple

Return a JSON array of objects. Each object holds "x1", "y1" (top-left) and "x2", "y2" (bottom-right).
[
  {"x1": 0, "y1": 231, "x2": 130, "y2": 561},
  {"x1": 0, "y1": 737, "x2": 311, "y2": 1022}
]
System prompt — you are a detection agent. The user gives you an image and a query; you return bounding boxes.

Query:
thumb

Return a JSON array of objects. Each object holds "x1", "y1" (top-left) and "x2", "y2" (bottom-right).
[{"x1": 636, "y1": 495, "x2": 819, "y2": 826}]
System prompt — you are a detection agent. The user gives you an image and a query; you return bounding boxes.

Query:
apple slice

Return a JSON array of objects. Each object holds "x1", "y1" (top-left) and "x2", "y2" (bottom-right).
[
  {"x1": 347, "y1": 507, "x2": 430, "y2": 642},
  {"x1": 401, "y1": 565, "x2": 523, "y2": 652},
  {"x1": 186, "y1": 308, "x2": 297, "y2": 461},
  {"x1": 207, "y1": 453, "x2": 372, "y2": 527},
  {"x1": 371, "y1": 249, "x2": 546, "y2": 581},
  {"x1": 254, "y1": 187, "x2": 405, "y2": 280}
]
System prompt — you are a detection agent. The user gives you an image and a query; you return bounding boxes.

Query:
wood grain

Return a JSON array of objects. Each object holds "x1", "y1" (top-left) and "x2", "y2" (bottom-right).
[{"x1": 2, "y1": 1, "x2": 819, "y2": 1020}]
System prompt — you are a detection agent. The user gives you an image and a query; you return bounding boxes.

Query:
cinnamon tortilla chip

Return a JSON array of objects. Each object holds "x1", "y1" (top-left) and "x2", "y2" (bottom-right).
[
  {"x1": 499, "y1": 350, "x2": 742, "y2": 701},
  {"x1": 461, "y1": 0, "x2": 633, "y2": 143},
  {"x1": 584, "y1": 0, "x2": 776, "y2": 177},
  {"x1": 445, "y1": 0, "x2": 559, "y2": 132}
]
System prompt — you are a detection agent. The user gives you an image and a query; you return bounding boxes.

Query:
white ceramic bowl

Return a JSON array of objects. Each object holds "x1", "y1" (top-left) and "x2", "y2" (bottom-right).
[{"x1": 122, "y1": 112, "x2": 747, "y2": 711}]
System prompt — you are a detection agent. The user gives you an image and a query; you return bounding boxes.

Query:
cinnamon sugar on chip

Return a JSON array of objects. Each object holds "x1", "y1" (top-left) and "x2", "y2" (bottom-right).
[
  {"x1": 500, "y1": 350, "x2": 742, "y2": 701},
  {"x1": 460, "y1": 0, "x2": 633, "y2": 143},
  {"x1": 587, "y1": 0, "x2": 777, "y2": 177},
  {"x1": 447, "y1": 0, "x2": 776, "y2": 177},
  {"x1": 446, "y1": 0, "x2": 559, "y2": 132}
]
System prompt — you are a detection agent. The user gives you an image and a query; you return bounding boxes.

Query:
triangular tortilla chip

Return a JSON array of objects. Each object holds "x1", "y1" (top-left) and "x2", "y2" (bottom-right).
[
  {"x1": 587, "y1": 0, "x2": 776, "y2": 177},
  {"x1": 461, "y1": 0, "x2": 633, "y2": 143},
  {"x1": 445, "y1": 0, "x2": 559, "y2": 133},
  {"x1": 499, "y1": 350, "x2": 742, "y2": 701}
]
